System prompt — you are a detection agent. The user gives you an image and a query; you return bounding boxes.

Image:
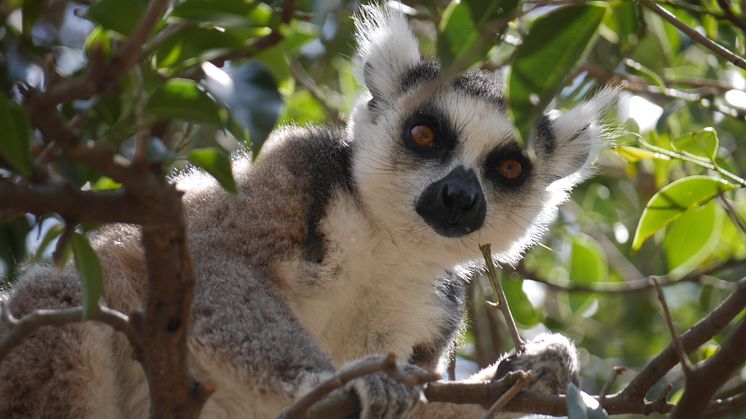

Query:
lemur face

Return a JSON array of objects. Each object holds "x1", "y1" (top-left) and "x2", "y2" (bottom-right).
[{"x1": 349, "y1": 6, "x2": 609, "y2": 265}]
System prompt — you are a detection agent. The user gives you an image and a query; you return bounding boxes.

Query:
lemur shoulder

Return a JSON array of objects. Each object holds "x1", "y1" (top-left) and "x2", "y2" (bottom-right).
[{"x1": 0, "y1": 5, "x2": 612, "y2": 419}]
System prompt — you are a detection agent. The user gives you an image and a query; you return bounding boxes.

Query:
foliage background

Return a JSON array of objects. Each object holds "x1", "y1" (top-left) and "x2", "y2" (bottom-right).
[{"x1": 2, "y1": 0, "x2": 746, "y2": 417}]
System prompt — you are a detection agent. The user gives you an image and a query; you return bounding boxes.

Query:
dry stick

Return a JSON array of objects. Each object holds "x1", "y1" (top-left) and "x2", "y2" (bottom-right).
[
  {"x1": 719, "y1": 195, "x2": 746, "y2": 238},
  {"x1": 279, "y1": 354, "x2": 440, "y2": 419},
  {"x1": 641, "y1": 0, "x2": 746, "y2": 71},
  {"x1": 481, "y1": 371, "x2": 534, "y2": 419},
  {"x1": 599, "y1": 367, "x2": 626, "y2": 402},
  {"x1": 652, "y1": 278, "x2": 693, "y2": 375},
  {"x1": 480, "y1": 244, "x2": 525, "y2": 352},
  {"x1": 0, "y1": 301, "x2": 140, "y2": 363},
  {"x1": 624, "y1": 277, "x2": 746, "y2": 398}
]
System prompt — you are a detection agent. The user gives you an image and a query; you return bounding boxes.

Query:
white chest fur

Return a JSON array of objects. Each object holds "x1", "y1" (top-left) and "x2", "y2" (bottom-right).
[{"x1": 282, "y1": 194, "x2": 452, "y2": 367}]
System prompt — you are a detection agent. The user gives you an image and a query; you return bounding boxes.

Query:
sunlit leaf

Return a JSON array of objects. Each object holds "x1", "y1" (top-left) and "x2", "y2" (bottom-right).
[
  {"x1": 145, "y1": 79, "x2": 227, "y2": 125},
  {"x1": 567, "y1": 383, "x2": 609, "y2": 419},
  {"x1": 92, "y1": 177, "x2": 122, "y2": 191},
  {"x1": 155, "y1": 27, "x2": 245, "y2": 70},
  {"x1": 187, "y1": 147, "x2": 237, "y2": 194},
  {"x1": 508, "y1": 4, "x2": 606, "y2": 145},
  {"x1": 671, "y1": 127, "x2": 719, "y2": 162},
  {"x1": 613, "y1": 146, "x2": 670, "y2": 162},
  {"x1": 88, "y1": 0, "x2": 144, "y2": 36},
  {"x1": 664, "y1": 201, "x2": 723, "y2": 279},
  {"x1": 71, "y1": 233, "x2": 104, "y2": 319},
  {"x1": 0, "y1": 93, "x2": 33, "y2": 177},
  {"x1": 632, "y1": 176, "x2": 736, "y2": 250}
]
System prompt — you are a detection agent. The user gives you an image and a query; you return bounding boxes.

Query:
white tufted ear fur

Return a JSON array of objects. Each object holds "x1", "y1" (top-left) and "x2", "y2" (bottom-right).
[
  {"x1": 353, "y1": 5, "x2": 421, "y2": 106},
  {"x1": 547, "y1": 87, "x2": 617, "y2": 190}
]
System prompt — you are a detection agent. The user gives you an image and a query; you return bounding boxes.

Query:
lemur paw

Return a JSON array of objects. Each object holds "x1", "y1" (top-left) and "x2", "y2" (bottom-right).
[
  {"x1": 344, "y1": 359, "x2": 423, "y2": 419},
  {"x1": 493, "y1": 333, "x2": 579, "y2": 395}
]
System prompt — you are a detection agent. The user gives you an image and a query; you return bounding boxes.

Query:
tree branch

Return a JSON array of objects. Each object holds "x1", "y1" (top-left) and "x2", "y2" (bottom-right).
[
  {"x1": 641, "y1": 0, "x2": 746, "y2": 70},
  {"x1": 512, "y1": 259, "x2": 739, "y2": 294},
  {"x1": 671, "y1": 315, "x2": 746, "y2": 418},
  {"x1": 0, "y1": 177, "x2": 147, "y2": 225},
  {"x1": 280, "y1": 354, "x2": 439, "y2": 419},
  {"x1": 0, "y1": 301, "x2": 140, "y2": 363},
  {"x1": 623, "y1": 277, "x2": 746, "y2": 398},
  {"x1": 716, "y1": 0, "x2": 746, "y2": 33}
]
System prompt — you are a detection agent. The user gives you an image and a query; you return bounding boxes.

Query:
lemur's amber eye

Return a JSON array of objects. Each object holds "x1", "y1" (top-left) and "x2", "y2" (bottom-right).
[
  {"x1": 497, "y1": 159, "x2": 523, "y2": 181},
  {"x1": 409, "y1": 125, "x2": 436, "y2": 148}
]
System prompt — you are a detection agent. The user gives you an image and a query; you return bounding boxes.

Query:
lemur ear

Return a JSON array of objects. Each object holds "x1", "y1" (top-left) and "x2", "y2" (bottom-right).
[
  {"x1": 353, "y1": 5, "x2": 420, "y2": 106},
  {"x1": 546, "y1": 88, "x2": 616, "y2": 189}
]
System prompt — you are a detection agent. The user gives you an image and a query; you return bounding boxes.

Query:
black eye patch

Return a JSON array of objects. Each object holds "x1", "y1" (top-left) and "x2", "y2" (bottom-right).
[
  {"x1": 400, "y1": 107, "x2": 457, "y2": 160},
  {"x1": 484, "y1": 146, "x2": 532, "y2": 188}
]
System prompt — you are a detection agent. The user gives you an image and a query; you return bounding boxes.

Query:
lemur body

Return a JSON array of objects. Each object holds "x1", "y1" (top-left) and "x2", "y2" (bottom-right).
[{"x1": 0, "y1": 6, "x2": 608, "y2": 419}]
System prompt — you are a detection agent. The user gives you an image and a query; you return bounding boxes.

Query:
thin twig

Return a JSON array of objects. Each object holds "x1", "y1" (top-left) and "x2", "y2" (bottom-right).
[
  {"x1": 600, "y1": 367, "x2": 626, "y2": 401},
  {"x1": 641, "y1": 0, "x2": 746, "y2": 70},
  {"x1": 480, "y1": 244, "x2": 524, "y2": 353},
  {"x1": 289, "y1": 62, "x2": 344, "y2": 125},
  {"x1": 719, "y1": 195, "x2": 746, "y2": 239},
  {"x1": 279, "y1": 354, "x2": 439, "y2": 419},
  {"x1": 513, "y1": 260, "x2": 740, "y2": 294},
  {"x1": 481, "y1": 371, "x2": 534, "y2": 419},
  {"x1": 652, "y1": 278, "x2": 693, "y2": 375},
  {"x1": 624, "y1": 277, "x2": 746, "y2": 398},
  {"x1": 0, "y1": 301, "x2": 140, "y2": 363}
]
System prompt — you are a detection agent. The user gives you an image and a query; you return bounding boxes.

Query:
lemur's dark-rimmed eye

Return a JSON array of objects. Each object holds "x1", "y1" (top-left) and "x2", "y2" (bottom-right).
[
  {"x1": 496, "y1": 159, "x2": 523, "y2": 181},
  {"x1": 485, "y1": 149, "x2": 531, "y2": 187},
  {"x1": 409, "y1": 125, "x2": 436, "y2": 149}
]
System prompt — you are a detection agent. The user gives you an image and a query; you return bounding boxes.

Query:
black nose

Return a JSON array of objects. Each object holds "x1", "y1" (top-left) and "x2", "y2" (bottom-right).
[{"x1": 415, "y1": 166, "x2": 486, "y2": 237}]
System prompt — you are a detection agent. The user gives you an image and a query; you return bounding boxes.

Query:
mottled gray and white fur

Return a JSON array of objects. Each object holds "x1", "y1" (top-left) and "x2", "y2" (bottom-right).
[{"x1": 0, "y1": 5, "x2": 611, "y2": 419}]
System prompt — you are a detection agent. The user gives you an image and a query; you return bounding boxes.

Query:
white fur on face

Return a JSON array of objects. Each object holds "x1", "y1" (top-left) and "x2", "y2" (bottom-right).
[{"x1": 348, "y1": 6, "x2": 610, "y2": 266}]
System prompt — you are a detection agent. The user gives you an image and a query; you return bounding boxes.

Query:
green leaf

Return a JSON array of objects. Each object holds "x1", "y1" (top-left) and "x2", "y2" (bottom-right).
[
  {"x1": 71, "y1": 233, "x2": 104, "y2": 319},
  {"x1": 500, "y1": 274, "x2": 543, "y2": 327},
  {"x1": 33, "y1": 224, "x2": 64, "y2": 261},
  {"x1": 170, "y1": 0, "x2": 272, "y2": 27},
  {"x1": 671, "y1": 127, "x2": 719, "y2": 162},
  {"x1": 624, "y1": 59, "x2": 666, "y2": 91},
  {"x1": 568, "y1": 234, "x2": 608, "y2": 312},
  {"x1": 187, "y1": 147, "x2": 237, "y2": 194},
  {"x1": 88, "y1": 0, "x2": 144, "y2": 36},
  {"x1": 155, "y1": 26, "x2": 245, "y2": 70},
  {"x1": 664, "y1": 201, "x2": 723, "y2": 279},
  {"x1": 84, "y1": 27, "x2": 114, "y2": 59},
  {"x1": 145, "y1": 79, "x2": 226, "y2": 125},
  {"x1": 632, "y1": 176, "x2": 736, "y2": 250},
  {"x1": 202, "y1": 62, "x2": 283, "y2": 155},
  {"x1": 437, "y1": 0, "x2": 517, "y2": 69},
  {"x1": 92, "y1": 177, "x2": 122, "y2": 191},
  {"x1": 567, "y1": 383, "x2": 609, "y2": 419},
  {"x1": 507, "y1": 4, "x2": 606, "y2": 145},
  {"x1": 613, "y1": 146, "x2": 670, "y2": 162},
  {"x1": 0, "y1": 93, "x2": 33, "y2": 177}
]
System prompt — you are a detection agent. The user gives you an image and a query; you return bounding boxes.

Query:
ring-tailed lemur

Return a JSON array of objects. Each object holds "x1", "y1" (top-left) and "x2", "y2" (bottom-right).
[{"x1": 0, "y1": 5, "x2": 611, "y2": 419}]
